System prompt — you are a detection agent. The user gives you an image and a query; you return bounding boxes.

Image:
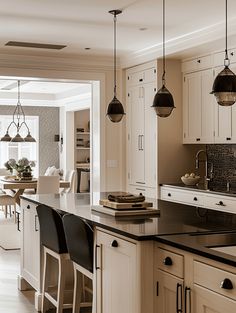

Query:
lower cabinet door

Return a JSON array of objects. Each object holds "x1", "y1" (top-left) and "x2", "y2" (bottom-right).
[
  {"x1": 96, "y1": 230, "x2": 138, "y2": 313},
  {"x1": 193, "y1": 284, "x2": 236, "y2": 313},
  {"x1": 156, "y1": 269, "x2": 184, "y2": 313},
  {"x1": 21, "y1": 200, "x2": 40, "y2": 291}
]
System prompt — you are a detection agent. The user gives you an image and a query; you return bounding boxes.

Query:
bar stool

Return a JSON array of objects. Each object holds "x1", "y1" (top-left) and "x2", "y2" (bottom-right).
[
  {"x1": 36, "y1": 204, "x2": 73, "y2": 313},
  {"x1": 62, "y1": 214, "x2": 94, "y2": 313}
]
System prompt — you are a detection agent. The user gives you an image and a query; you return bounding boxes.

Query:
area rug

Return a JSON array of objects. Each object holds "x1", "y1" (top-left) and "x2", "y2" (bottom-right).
[{"x1": 0, "y1": 210, "x2": 20, "y2": 250}]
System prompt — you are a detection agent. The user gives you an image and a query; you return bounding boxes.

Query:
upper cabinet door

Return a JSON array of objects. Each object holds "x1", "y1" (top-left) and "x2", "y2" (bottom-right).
[
  {"x1": 201, "y1": 69, "x2": 215, "y2": 143},
  {"x1": 214, "y1": 67, "x2": 233, "y2": 143},
  {"x1": 183, "y1": 69, "x2": 215, "y2": 144},
  {"x1": 183, "y1": 72, "x2": 202, "y2": 143}
]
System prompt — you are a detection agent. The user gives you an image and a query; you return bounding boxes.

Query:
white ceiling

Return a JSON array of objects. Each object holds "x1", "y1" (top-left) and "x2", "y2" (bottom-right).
[
  {"x1": 0, "y1": 80, "x2": 92, "y2": 107},
  {"x1": 0, "y1": 0, "x2": 236, "y2": 65}
]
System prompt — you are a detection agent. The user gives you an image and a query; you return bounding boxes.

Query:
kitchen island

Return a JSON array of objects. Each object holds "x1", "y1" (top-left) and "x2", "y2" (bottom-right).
[{"x1": 19, "y1": 193, "x2": 236, "y2": 313}]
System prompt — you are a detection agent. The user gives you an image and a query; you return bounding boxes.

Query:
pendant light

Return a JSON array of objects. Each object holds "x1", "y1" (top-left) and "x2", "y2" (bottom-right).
[
  {"x1": 152, "y1": 0, "x2": 175, "y2": 117},
  {"x1": 0, "y1": 81, "x2": 36, "y2": 142},
  {"x1": 211, "y1": 0, "x2": 236, "y2": 106},
  {"x1": 107, "y1": 9, "x2": 125, "y2": 123}
]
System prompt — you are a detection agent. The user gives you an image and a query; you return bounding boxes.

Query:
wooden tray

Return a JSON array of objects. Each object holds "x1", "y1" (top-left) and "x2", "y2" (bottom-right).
[
  {"x1": 92, "y1": 205, "x2": 159, "y2": 217},
  {"x1": 99, "y1": 199, "x2": 153, "y2": 210}
]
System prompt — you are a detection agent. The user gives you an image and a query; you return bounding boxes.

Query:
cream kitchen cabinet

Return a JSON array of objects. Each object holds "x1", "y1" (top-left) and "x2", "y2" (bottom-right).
[
  {"x1": 19, "y1": 199, "x2": 41, "y2": 292},
  {"x1": 183, "y1": 69, "x2": 215, "y2": 144},
  {"x1": 126, "y1": 61, "x2": 157, "y2": 197},
  {"x1": 96, "y1": 228, "x2": 154, "y2": 313},
  {"x1": 155, "y1": 243, "x2": 236, "y2": 313},
  {"x1": 160, "y1": 185, "x2": 236, "y2": 214},
  {"x1": 183, "y1": 58, "x2": 236, "y2": 144},
  {"x1": 155, "y1": 245, "x2": 185, "y2": 313}
]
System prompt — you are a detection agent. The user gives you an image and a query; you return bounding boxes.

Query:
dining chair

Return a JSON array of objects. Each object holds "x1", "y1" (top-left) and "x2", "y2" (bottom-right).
[
  {"x1": 37, "y1": 176, "x2": 60, "y2": 194},
  {"x1": 0, "y1": 168, "x2": 17, "y2": 221},
  {"x1": 62, "y1": 170, "x2": 76, "y2": 193}
]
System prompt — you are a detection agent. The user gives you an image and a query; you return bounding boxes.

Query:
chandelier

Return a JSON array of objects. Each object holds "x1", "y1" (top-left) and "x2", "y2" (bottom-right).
[{"x1": 0, "y1": 81, "x2": 36, "y2": 142}]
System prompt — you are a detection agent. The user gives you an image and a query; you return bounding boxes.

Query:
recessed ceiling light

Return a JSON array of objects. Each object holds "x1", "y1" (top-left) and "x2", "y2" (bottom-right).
[
  {"x1": 139, "y1": 27, "x2": 148, "y2": 31},
  {"x1": 85, "y1": 47, "x2": 91, "y2": 50}
]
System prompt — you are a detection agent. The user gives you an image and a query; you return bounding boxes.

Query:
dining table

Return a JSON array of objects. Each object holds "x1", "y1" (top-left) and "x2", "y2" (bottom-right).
[{"x1": 0, "y1": 176, "x2": 70, "y2": 205}]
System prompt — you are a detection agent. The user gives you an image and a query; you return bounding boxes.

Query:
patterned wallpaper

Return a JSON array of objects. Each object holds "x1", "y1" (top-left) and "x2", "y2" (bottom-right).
[
  {"x1": 0, "y1": 105, "x2": 59, "y2": 175},
  {"x1": 206, "y1": 144, "x2": 236, "y2": 191}
]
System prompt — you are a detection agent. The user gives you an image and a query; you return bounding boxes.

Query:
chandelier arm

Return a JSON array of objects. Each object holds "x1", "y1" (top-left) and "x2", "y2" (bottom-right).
[{"x1": 6, "y1": 120, "x2": 17, "y2": 133}]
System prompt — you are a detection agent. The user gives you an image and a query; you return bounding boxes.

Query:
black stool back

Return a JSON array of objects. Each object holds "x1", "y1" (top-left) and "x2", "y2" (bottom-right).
[
  {"x1": 63, "y1": 214, "x2": 94, "y2": 273},
  {"x1": 36, "y1": 204, "x2": 68, "y2": 254}
]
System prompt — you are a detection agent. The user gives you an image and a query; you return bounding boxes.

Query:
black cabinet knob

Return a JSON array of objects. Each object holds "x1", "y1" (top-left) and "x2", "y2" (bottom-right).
[
  {"x1": 139, "y1": 78, "x2": 143, "y2": 82},
  {"x1": 231, "y1": 52, "x2": 234, "y2": 56},
  {"x1": 193, "y1": 197, "x2": 198, "y2": 201},
  {"x1": 220, "y1": 278, "x2": 233, "y2": 290},
  {"x1": 196, "y1": 138, "x2": 200, "y2": 141},
  {"x1": 111, "y1": 240, "x2": 118, "y2": 248},
  {"x1": 197, "y1": 59, "x2": 201, "y2": 63},
  {"x1": 168, "y1": 193, "x2": 171, "y2": 197},
  {"x1": 163, "y1": 256, "x2": 173, "y2": 266},
  {"x1": 26, "y1": 205, "x2": 30, "y2": 209}
]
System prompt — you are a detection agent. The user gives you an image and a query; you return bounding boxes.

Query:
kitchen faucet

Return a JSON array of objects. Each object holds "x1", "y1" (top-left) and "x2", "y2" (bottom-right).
[{"x1": 195, "y1": 150, "x2": 213, "y2": 190}]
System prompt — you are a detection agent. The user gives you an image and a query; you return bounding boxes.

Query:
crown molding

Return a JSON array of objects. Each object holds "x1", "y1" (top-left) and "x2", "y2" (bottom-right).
[{"x1": 120, "y1": 18, "x2": 236, "y2": 69}]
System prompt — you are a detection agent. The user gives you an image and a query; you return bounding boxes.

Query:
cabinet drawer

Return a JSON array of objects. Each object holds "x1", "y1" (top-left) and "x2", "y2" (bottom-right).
[
  {"x1": 182, "y1": 55, "x2": 213, "y2": 73},
  {"x1": 128, "y1": 184, "x2": 156, "y2": 198},
  {"x1": 157, "y1": 247, "x2": 184, "y2": 278},
  {"x1": 204, "y1": 194, "x2": 236, "y2": 214},
  {"x1": 160, "y1": 187, "x2": 204, "y2": 206},
  {"x1": 194, "y1": 261, "x2": 236, "y2": 301},
  {"x1": 128, "y1": 68, "x2": 156, "y2": 86}
]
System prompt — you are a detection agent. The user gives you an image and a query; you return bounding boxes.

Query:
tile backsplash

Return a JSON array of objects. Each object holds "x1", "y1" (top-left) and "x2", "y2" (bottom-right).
[{"x1": 207, "y1": 144, "x2": 236, "y2": 190}]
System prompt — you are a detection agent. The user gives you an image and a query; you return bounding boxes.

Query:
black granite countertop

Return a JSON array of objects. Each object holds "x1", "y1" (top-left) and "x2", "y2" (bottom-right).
[
  {"x1": 20, "y1": 192, "x2": 236, "y2": 241},
  {"x1": 156, "y1": 231, "x2": 236, "y2": 267}
]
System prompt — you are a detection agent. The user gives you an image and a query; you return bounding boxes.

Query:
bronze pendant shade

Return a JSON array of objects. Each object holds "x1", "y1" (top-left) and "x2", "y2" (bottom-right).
[
  {"x1": 152, "y1": 0, "x2": 175, "y2": 117},
  {"x1": 211, "y1": 0, "x2": 236, "y2": 106},
  {"x1": 106, "y1": 9, "x2": 125, "y2": 123}
]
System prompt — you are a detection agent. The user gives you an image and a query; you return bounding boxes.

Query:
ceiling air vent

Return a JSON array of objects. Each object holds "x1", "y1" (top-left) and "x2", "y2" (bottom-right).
[{"x1": 5, "y1": 41, "x2": 66, "y2": 50}]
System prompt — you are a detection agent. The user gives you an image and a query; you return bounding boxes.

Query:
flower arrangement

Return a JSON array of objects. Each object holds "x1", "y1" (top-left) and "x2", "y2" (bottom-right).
[{"x1": 4, "y1": 158, "x2": 36, "y2": 178}]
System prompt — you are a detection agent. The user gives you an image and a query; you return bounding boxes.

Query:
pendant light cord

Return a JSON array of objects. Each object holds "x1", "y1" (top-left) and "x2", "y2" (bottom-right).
[
  {"x1": 162, "y1": 0, "x2": 166, "y2": 86},
  {"x1": 114, "y1": 13, "x2": 117, "y2": 97},
  {"x1": 225, "y1": 0, "x2": 229, "y2": 65}
]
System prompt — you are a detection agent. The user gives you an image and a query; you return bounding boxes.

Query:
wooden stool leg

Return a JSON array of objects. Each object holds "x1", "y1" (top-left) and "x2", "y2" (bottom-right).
[
  {"x1": 42, "y1": 249, "x2": 50, "y2": 313},
  {"x1": 14, "y1": 205, "x2": 16, "y2": 223},
  {"x1": 57, "y1": 257, "x2": 66, "y2": 313},
  {"x1": 72, "y1": 265, "x2": 83, "y2": 313},
  {"x1": 4, "y1": 205, "x2": 7, "y2": 218}
]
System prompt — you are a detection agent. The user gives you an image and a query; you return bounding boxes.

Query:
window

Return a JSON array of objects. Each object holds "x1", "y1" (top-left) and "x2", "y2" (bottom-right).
[{"x1": 0, "y1": 115, "x2": 39, "y2": 176}]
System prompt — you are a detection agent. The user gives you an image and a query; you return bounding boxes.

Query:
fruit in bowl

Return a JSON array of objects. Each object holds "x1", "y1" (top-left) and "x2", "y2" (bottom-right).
[{"x1": 181, "y1": 173, "x2": 201, "y2": 186}]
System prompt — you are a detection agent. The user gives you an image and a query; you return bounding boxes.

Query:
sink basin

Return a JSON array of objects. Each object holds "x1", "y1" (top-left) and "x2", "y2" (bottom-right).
[{"x1": 189, "y1": 231, "x2": 236, "y2": 247}]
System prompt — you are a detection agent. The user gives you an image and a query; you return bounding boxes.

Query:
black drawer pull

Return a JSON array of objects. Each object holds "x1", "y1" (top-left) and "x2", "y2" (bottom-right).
[
  {"x1": 26, "y1": 205, "x2": 30, "y2": 209},
  {"x1": 111, "y1": 240, "x2": 118, "y2": 248},
  {"x1": 216, "y1": 201, "x2": 225, "y2": 206},
  {"x1": 220, "y1": 278, "x2": 233, "y2": 290},
  {"x1": 168, "y1": 193, "x2": 171, "y2": 197},
  {"x1": 226, "y1": 137, "x2": 231, "y2": 140},
  {"x1": 139, "y1": 78, "x2": 143, "y2": 82},
  {"x1": 163, "y1": 256, "x2": 173, "y2": 266},
  {"x1": 193, "y1": 197, "x2": 198, "y2": 201},
  {"x1": 197, "y1": 59, "x2": 201, "y2": 63},
  {"x1": 196, "y1": 138, "x2": 200, "y2": 141}
]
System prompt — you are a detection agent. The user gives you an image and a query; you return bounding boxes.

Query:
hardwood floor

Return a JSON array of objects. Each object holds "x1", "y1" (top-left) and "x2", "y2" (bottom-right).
[{"x1": 0, "y1": 247, "x2": 37, "y2": 313}]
